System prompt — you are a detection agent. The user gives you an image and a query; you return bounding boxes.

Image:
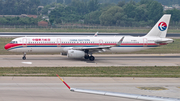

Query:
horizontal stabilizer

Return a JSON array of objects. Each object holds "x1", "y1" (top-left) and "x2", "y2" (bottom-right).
[{"x1": 155, "y1": 38, "x2": 174, "y2": 44}]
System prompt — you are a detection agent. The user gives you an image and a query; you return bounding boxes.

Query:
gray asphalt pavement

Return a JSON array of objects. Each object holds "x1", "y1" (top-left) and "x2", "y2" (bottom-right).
[
  {"x1": 0, "y1": 54, "x2": 180, "y2": 67},
  {"x1": 0, "y1": 77, "x2": 180, "y2": 101}
]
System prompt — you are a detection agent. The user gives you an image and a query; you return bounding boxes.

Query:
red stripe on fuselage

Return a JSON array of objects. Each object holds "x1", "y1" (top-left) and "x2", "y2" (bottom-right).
[
  {"x1": 24, "y1": 43, "x2": 158, "y2": 46},
  {"x1": 159, "y1": 43, "x2": 168, "y2": 45},
  {"x1": 121, "y1": 43, "x2": 158, "y2": 45},
  {"x1": 4, "y1": 43, "x2": 161, "y2": 50}
]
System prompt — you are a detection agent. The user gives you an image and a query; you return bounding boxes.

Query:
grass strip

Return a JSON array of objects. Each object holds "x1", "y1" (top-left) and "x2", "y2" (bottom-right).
[
  {"x1": 0, "y1": 28, "x2": 180, "y2": 33},
  {"x1": 137, "y1": 87, "x2": 168, "y2": 90},
  {"x1": 0, "y1": 66, "x2": 180, "y2": 77},
  {"x1": 0, "y1": 38, "x2": 180, "y2": 55},
  {"x1": 0, "y1": 28, "x2": 150, "y2": 33}
]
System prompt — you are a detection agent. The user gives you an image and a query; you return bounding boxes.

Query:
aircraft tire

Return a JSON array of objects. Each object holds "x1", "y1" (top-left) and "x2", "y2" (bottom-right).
[
  {"x1": 89, "y1": 56, "x2": 95, "y2": 61},
  {"x1": 22, "y1": 56, "x2": 26, "y2": 60}
]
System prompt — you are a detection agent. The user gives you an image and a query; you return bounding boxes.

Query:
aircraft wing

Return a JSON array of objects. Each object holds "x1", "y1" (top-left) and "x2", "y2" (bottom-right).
[
  {"x1": 56, "y1": 74, "x2": 180, "y2": 101},
  {"x1": 70, "y1": 88, "x2": 180, "y2": 101},
  {"x1": 72, "y1": 46, "x2": 111, "y2": 50},
  {"x1": 72, "y1": 37, "x2": 124, "y2": 53},
  {"x1": 72, "y1": 46, "x2": 111, "y2": 53}
]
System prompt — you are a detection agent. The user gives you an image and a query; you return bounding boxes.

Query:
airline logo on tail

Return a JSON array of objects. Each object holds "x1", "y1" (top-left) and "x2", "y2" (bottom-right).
[{"x1": 158, "y1": 22, "x2": 167, "y2": 31}]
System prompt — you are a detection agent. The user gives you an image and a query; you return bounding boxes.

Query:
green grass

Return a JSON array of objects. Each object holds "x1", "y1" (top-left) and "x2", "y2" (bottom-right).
[
  {"x1": 0, "y1": 38, "x2": 180, "y2": 55},
  {"x1": 137, "y1": 87, "x2": 168, "y2": 90},
  {"x1": 0, "y1": 38, "x2": 14, "y2": 55},
  {"x1": 0, "y1": 66, "x2": 180, "y2": 77},
  {"x1": 0, "y1": 28, "x2": 150, "y2": 33},
  {"x1": 0, "y1": 28, "x2": 180, "y2": 33}
]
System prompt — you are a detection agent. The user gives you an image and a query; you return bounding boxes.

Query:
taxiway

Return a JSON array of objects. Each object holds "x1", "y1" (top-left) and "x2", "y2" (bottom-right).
[{"x1": 0, "y1": 54, "x2": 180, "y2": 67}]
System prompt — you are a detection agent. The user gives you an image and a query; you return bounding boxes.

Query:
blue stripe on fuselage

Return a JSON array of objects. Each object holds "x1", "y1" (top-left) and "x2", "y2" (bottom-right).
[{"x1": 7, "y1": 45, "x2": 158, "y2": 51}]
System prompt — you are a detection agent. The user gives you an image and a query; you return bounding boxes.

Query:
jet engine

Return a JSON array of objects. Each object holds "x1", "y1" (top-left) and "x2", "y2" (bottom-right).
[{"x1": 67, "y1": 50, "x2": 85, "y2": 58}]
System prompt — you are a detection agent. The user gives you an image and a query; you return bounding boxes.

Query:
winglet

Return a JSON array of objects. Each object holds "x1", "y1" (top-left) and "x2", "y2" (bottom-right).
[
  {"x1": 94, "y1": 32, "x2": 98, "y2": 37},
  {"x1": 116, "y1": 36, "x2": 124, "y2": 46},
  {"x1": 56, "y1": 74, "x2": 71, "y2": 89}
]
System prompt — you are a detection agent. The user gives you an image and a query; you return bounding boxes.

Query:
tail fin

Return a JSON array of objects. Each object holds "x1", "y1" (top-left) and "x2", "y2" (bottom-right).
[{"x1": 145, "y1": 14, "x2": 171, "y2": 38}]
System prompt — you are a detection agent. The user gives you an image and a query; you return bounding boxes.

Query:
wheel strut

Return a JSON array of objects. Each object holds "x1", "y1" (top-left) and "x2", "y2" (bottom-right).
[{"x1": 84, "y1": 54, "x2": 89, "y2": 59}]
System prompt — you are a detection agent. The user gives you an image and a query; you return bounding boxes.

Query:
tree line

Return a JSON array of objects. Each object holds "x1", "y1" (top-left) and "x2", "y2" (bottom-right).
[
  {"x1": 0, "y1": 0, "x2": 178, "y2": 15},
  {"x1": 49, "y1": 0, "x2": 99, "y2": 24},
  {"x1": 48, "y1": 0, "x2": 180, "y2": 27},
  {"x1": 39, "y1": 0, "x2": 180, "y2": 6},
  {"x1": 0, "y1": 0, "x2": 40, "y2": 15},
  {"x1": 0, "y1": 0, "x2": 40, "y2": 25},
  {"x1": 1, "y1": 0, "x2": 180, "y2": 26},
  {"x1": 0, "y1": 17, "x2": 39, "y2": 25}
]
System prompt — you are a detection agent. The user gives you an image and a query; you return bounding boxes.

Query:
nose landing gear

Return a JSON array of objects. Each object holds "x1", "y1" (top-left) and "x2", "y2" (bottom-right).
[{"x1": 22, "y1": 52, "x2": 26, "y2": 60}]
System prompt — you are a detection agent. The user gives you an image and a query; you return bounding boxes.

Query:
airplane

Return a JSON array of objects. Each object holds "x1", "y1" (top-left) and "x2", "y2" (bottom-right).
[
  {"x1": 56, "y1": 74, "x2": 180, "y2": 101},
  {"x1": 4, "y1": 14, "x2": 173, "y2": 61}
]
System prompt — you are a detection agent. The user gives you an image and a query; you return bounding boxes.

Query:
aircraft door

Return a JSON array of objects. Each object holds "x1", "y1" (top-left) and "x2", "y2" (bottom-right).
[
  {"x1": 57, "y1": 38, "x2": 61, "y2": 47},
  {"x1": 99, "y1": 39, "x2": 103, "y2": 46},
  {"x1": 22, "y1": 38, "x2": 27, "y2": 47},
  {"x1": 143, "y1": 38, "x2": 148, "y2": 47}
]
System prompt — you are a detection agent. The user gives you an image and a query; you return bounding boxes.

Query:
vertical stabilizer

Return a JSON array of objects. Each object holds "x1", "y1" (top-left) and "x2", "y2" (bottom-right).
[{"x1": 145, "y1": 14, "x2": 171, "y2": 38}]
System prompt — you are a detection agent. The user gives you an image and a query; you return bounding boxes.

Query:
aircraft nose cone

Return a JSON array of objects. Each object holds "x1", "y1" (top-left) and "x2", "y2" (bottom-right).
[{"x1": 4, "y1": 44, "x2": 10, "y2": 50}]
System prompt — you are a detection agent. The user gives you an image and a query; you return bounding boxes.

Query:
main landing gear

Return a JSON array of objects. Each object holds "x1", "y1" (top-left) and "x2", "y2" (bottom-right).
[
  {"x1": 84, "y1": 50, "x2": 95, "y2": 61},
  {"x1": 89, "y1": 55, "x2": 95, "y2": 61},
  {"x1": 84, "y1": 54, "x2": 95, "y2": 61},
  {"x1": 84, "y1": 54, "x2": 89, "y2": 59},
  {"x1": 22, "y1": 52, "x2": 26, "y2": 60}
]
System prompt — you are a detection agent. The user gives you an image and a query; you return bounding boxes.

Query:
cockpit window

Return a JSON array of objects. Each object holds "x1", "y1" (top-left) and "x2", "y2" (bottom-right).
[{"x1": 10, "y1": 41, "x2": 18, "y2": 44}]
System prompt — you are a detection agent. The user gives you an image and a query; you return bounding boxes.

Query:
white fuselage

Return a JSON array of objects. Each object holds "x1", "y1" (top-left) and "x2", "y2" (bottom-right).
[{"x1": 5, "y1": 36, "x2": 171, "y2": 53}]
